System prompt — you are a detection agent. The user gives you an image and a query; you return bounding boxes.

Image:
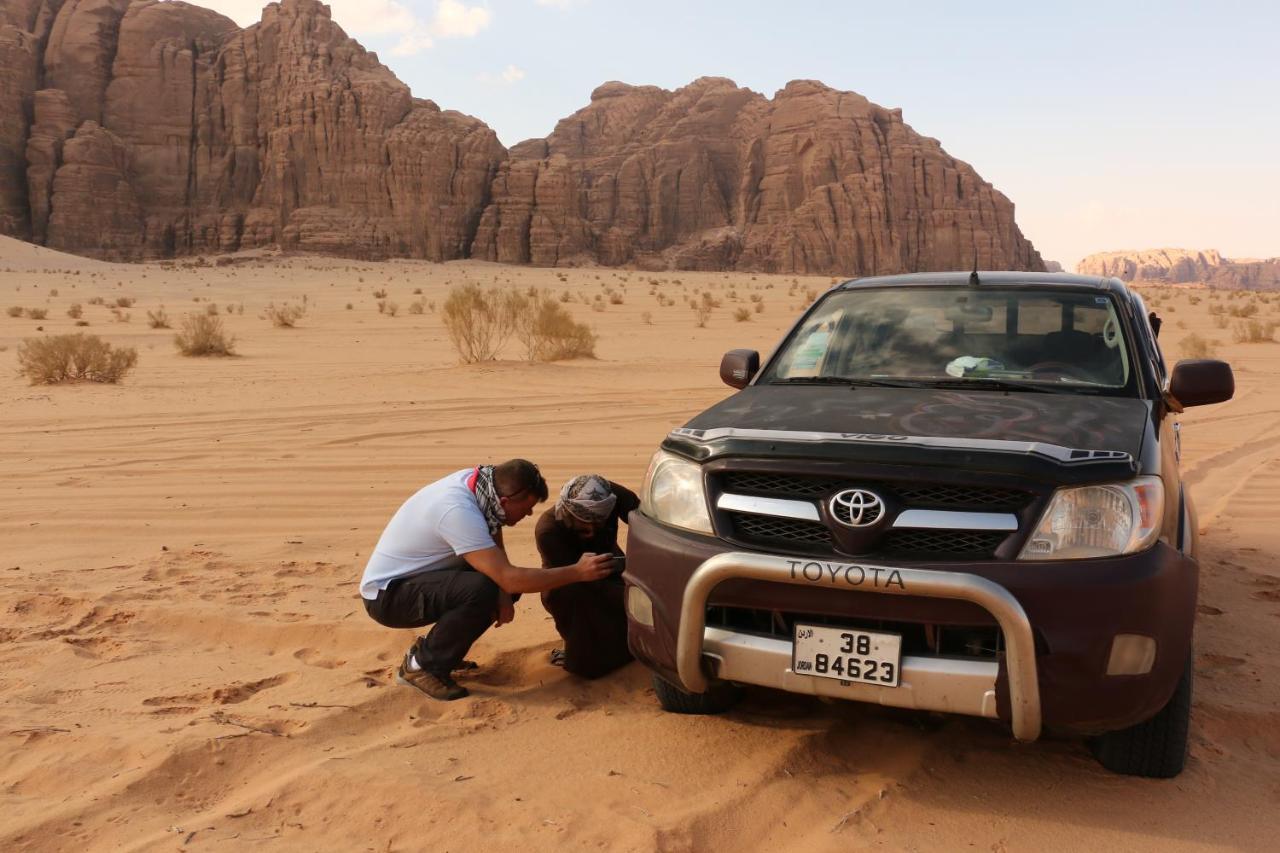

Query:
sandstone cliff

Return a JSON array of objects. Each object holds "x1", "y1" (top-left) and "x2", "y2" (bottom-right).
[
  {"x1": 1, "y1": 0, "x2": 505, "y2": 260},
  {"x1": 1077, "y1": 248, "x2": 1280, "y2": 291},
  {"x1": 472, "y1": 78, "x2": 1041, "y2": 275},
  {"x1": 0, "y1": 0, "x2": 1041, "y2": 274}
]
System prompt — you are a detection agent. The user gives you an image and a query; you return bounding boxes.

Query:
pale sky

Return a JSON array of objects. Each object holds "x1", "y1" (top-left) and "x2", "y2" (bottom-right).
[{"x1": 189, "y1": 0, "x2": 1280, "y2": 270}]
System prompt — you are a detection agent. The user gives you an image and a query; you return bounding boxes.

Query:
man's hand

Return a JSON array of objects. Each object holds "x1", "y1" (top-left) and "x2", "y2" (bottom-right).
[
  {"x1": 574, "y1": 552, "x2": 615, "y2": 583},
  {"x1": 493, "y1": 591, "x2": 515, "y2": 627}
]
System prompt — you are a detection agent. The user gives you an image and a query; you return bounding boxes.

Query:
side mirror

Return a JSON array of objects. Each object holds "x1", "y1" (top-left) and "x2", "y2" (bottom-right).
[
  {"x1": 719, "y1": 349, "x2": 760, "y2": 389},
  {"x1": 1168, "y1": 359, "x2": 1234, "y2": 409}
]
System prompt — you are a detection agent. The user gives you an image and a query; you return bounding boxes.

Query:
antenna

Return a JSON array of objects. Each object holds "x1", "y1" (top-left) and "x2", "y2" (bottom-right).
[{"x1": 969, "y1": 246, "x2": 980, "y2": 286}]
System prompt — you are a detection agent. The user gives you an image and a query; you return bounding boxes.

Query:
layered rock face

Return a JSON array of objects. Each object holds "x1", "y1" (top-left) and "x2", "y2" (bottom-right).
[
  {"x1": 0, "y1": 1, "x2": 1040, "y2": 273},
  {"x1": 1, "y1": 0, "x2": 505, "y2": 260},
  {"x1": 472, "y1": 78, "x2": 1042, "y2": 274},
  {"x1": 1077, "y1": 249, "x2": 1280, "y2": 291}
]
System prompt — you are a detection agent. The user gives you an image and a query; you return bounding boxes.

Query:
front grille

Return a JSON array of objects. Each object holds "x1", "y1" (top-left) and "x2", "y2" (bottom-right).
[
  {"x1": 879, "y1": 529, "x2": 1006, "y2": 559},
  {"x1": 894, "y1": 484, "x2": 1031, "y2": 510},
  {"x1": 729, "y1": 512, "x2": 833, "y2": 549},
  {"x1": 718, "y1": 472, "x2": 1034, "y2": 511},
  {"x1": 722, "y1": 472, "x2": 842, "y2": 499},
  {"x1": 706, "y1": 606, "x2": 1004, "y2": 660}
]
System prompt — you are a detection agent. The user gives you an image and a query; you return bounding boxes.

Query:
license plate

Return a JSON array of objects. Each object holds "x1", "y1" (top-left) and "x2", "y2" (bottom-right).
[{"x1": 792, "y1": 624, "x2": 902, "y2": 687}]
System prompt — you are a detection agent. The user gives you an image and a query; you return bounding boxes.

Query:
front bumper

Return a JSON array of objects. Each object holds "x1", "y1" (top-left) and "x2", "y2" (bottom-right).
[{"x1": 623, "y1": 511, "x2": 1197, "y2": 737}]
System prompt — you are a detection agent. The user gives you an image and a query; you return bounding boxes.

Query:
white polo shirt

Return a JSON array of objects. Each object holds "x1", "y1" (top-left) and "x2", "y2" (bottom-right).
[{"x1": 359, "y1": 469, "x2": 496, "y2": 600}]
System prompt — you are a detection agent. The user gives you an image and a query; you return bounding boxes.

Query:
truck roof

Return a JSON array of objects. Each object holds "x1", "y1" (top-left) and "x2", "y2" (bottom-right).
[{"x1": 837, "y1": 271, "x2": 1127, "y2": 294}]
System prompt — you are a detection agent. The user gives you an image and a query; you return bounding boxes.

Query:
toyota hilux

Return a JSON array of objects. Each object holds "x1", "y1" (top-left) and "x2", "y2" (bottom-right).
[{"x1": 622, "y1": 271, "x2": 1234, "y2": 778}]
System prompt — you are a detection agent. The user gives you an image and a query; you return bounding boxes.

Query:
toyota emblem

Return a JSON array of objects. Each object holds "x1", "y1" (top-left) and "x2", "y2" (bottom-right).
[{"x1": 829, "y1": 489, "x2": 885, "y2": 528}]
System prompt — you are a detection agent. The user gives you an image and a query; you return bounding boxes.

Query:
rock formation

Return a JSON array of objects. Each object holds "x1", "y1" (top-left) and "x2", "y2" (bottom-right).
[
  {"x1": 1, "y1": 0, "x2": 505, "y2": 260},
  {"x1": 473, "y1": 78, "x2": 1041, "y2": 275},
  {"x1": 1077, "y1": 249, "x2": 1280, "y2": 291},
  {"x1": 0, "y1": 0, "x2": 1042, "y2": 274}
]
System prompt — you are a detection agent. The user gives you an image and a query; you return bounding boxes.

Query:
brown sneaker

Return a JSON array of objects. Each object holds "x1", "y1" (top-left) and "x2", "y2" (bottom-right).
[{"x1": 396, "y1": 652, "x2": 469, "y2": 701}]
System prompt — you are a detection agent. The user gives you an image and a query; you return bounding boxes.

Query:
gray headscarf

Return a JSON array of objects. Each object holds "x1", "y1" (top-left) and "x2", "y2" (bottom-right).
[{"x1": 555, "y1": 474, "x2": 617, "y2": 526}]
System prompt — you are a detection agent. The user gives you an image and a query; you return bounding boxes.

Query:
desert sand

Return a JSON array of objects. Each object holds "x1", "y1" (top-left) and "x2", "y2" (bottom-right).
[{"x1": 1, "y1": 235, "x2": 1278, "y2": 852}]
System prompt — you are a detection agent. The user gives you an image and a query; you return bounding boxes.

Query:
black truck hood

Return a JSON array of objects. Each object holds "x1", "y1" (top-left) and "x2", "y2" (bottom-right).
[{"x1": 675, "y1": 385, "x2": 1149, "y2": 473}]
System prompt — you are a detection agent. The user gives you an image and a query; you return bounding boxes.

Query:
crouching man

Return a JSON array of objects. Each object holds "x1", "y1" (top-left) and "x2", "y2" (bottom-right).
[
  {"x1": 360, "y1": 459, "x2": 614, "y2": 701},
  {"x1": 535, "y1": 474, "x2": 639, "y2": 678}
]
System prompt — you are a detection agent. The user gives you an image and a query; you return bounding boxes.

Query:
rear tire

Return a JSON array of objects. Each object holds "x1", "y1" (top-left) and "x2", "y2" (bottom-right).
[
  {"x1": 1090, "y1": 654, "x2": 1193, "y2": 778},
  {"x1": 651, "y1": 673, "x2": 741, "y2": 715}
]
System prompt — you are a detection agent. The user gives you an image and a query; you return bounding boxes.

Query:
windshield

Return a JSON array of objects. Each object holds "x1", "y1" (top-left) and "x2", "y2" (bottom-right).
[{"x1": 763, "y1": 287, "x2": 1134, "y2": 392}]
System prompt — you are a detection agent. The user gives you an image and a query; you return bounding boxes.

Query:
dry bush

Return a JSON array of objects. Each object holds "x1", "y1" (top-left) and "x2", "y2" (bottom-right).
[
  {"x1": 27, "y1": 307, "x2": 48, "y2": 320},
  {"x1": 372, "y1": 288, "x2": 388, "y2": 299},
  {"x1": 1227, "y1": 302, "x2": 1259, "y2": 318},
  {"x1": 591, "y1": 301, "x2": 606, "y2": 313},
  {"x1": 408, "y1": 300, "x2": 425, "y2": 315},
  {"x1": 6, "y1": 306, "x2": 23, "y2": 317},
  {"x1": 66, "y1": 303, "x2": 83, "y2": 319},
  {"x1": 609, "y1": 292, "x2": 624, "y2": 305},
  {"x1": 264, "y1": 300, "x2": 307, "y2": 327},
  {"x1": 87, "y1": 296, "x2": 105, "y2": 305},
  {"x1": 641, "y1": 311, "x2": 653, "y2": 325},
  {"x1": 754, "y1": 302, "x2": 765, "y2": 314},
  {"x1": 17, "y1": 333, "x2": 138, "y2": 385},
  {"x1": 345, "y1": 302, "x2": 353, "y2": 310},
  {"x1": 1232, "y1": 319, "x2": 1278, "y2": 343},
  {"x1": 147, "y1": 308, "x2": 170, "y2": 329},
  {"x1": 384, "y1": 301, "x2": 399, "y2": 317},
  {"x1": 413, "y1": 287, "x2": 423, "y2": 295},
  {"x1": 376, "y1": 299, "x2": 386, "y2": 314},
  {"x1": 49, "y1": 288, "x2": 58, "y2": 297},
  {"x1": 115, "y1": 296, "x2": 134, "y2": 308},
  {"x1": 110, "y1": 308, "x2": 130, "y2": 323},
  {"x1": 441, "y1": 283, "x2": 521, "y2": 363},
  {"x1": 174, "y1": 313, "x2": 236, "y2": 356},
  {"x1": 694, "y1": 302, "x2": 711, "y2": 328},
  {"x1": 205, "y1": 302, "x2": 219, "y2": 316},
  {"x1": 733, "y1": 307, "x2": 752, "y2": 322},
  {"x1": 1179, "y1": 333, "x2": 1216, "y2": 359},
  {"x1": 75, "y1": 319, "x2": 90, "y2": 327},
  {"x1": 514, "y1": 296, "x2": 597, "y2": 361}
]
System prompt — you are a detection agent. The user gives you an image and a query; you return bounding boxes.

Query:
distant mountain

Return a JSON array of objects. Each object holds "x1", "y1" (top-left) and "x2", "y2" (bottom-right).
[
  {"x1": 0, "y1": 0, "x2": 1042, "y2": 274},
  {"x1": 1077, "y1": 248, "x2": 1280, "y2": 290}
]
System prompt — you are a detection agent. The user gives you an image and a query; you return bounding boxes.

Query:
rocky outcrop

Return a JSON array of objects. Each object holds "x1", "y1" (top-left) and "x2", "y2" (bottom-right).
[
  {"x1": 0, "y1": 0, "x2": 505, "y2": 260},
  {"x1": 1077, "y1": 248, "x2": 1280, "y2": 291},
  {"x1": 0, "y1": 1, "x2": 1040, "y2": 273},
  {"x1": 472, "y1": 78, "x2": 1042, "y2": 275}
]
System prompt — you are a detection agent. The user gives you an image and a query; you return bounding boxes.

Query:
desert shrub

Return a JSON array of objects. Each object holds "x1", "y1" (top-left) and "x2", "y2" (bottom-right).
[
  {"x1": 205, "y1": 302, "x2": 219, "y2": 316},
  {"x1": 88, "y1": 296, "x2": 105, "y2": 305},
  {"x1": 733, "y1": 307, "x2": 751, "y2": 322},
  {"x1": 264, "y1": 300, "x2": 307, "y2": 327},
  {"x1": 66, "y1": 303, "x2": 83, "y2": 319},
  {"x1": 514, "y1": 296, "x2": 597, "y2": 361},
  {"x1": 27, "y1": 307, "x2": 49, "y2": 320},
  {"x1": 1232, "y1": 319, "x2": 1278, "y2": 343},
  {"x1": 174, "y1": 313, "x2": 236, "y2": 356},
  {"x1": 441, "y1": 283, "x2": 521, "y2": 363},
  {"x1": 17, "y1": 333, "x2": 137, "y2": 385},
  {"x1": 110, "y1": 308, "x2": 130, "y2": 323},
  {"x1": 641, "y1": 311, "x2": 653, "y2": 325},
  {"x1": 372, "y1": 288, "x2": 388, "y2": 299},
  {"x1": 384, "y1": 301, "x2": 399, "y2": 317},
  {"x1": 147, "y1": 308, "x2": 170, "y2": 329},
  {"x1": 75, "y1": 320, "x2": 90, "y2": 327},
  {"x1": 376, "y1": 299, "x2": 386, "y2": 314},
  {"x1": 609, "y1": 292, "x2": 624, "y2": 305},
  {"x1": 804, "y1": 288, "x2": 818, "y2": 301},
  {"x1": 115, "y1": 296, "x2": 134, "y2": 308},
  {"x1": 1179, "y1": 333, "x2": 1216, "y2": 359},
  {"x1": 49, "y1": 289, "x2": 58, "y2": 297},
  {"x1": 754, "y1": 302, "x2": 765, "y2": 314},
  {"x1": 559, "y1": 290, "x2": 572, "y2": 303},
  {"x1": 413, "y1": 287, "x2": 423, "y2": 295},
  {"x1": 591, "y1": 301, "x2": 606, "y2": 313},
  {"x1": 345, "y1": 302, "x2": 353, "y2": 310},
  {"x1": 408, "y1": 300, "x2": 425, "y2": 315},
  {"x1": 6, "y1": 306, "x2": 22, "y2": 317},
  {"x1": 694, "y1": 301, "x2": 711, "y2": 328},
  {"x1": 1228, "y1": 302, "x2": 1259, "y2": 318}
]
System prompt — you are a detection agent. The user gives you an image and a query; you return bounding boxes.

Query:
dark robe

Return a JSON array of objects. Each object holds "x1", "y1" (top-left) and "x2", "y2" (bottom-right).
[{"x1": 535, "y1": 482, "x2": 640, "y2": 678}]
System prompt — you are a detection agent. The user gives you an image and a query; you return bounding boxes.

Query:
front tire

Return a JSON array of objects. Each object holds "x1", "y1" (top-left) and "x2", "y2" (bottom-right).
[
  {"x1": 652, "y1": 673, "x2": 741, "y2": 715},
  {"x1": 1090, "y1": 653, "x2": 1193, "y2": 778}
]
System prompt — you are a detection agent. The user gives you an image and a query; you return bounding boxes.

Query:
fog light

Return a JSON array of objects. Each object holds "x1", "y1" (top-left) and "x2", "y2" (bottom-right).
[
  {"x1": 626, "y1": 585, "x2": 654, "y2": 627},
  {"x1": 1107, "y1": 634, "x2": 1157, "y2": 675}
]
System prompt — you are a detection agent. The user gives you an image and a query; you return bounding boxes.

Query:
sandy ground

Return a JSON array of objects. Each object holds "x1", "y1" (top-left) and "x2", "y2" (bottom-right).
[{"x1": 1, "y1": 235, "x2": 1278, "y2": 852}]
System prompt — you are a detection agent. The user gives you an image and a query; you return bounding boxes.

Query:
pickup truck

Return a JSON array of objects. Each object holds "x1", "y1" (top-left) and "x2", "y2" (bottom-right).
[{"x1": 622, "y1": 271, "x2": 1234, "y2": 778}]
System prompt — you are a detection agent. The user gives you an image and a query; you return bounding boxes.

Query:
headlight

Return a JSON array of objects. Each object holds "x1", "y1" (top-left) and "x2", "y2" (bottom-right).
[
  {"x1": 640, "y1": 450, "x2": 713, "y2": 534},
  {"x1": 1019, "y1": 476, "x2": 1164, "y2": 560}
]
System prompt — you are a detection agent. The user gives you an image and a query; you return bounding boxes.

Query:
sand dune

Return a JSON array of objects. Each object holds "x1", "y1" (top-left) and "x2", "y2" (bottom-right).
[{"x1": 1, "y1": 250, "x2": 1277, "y2": 851}]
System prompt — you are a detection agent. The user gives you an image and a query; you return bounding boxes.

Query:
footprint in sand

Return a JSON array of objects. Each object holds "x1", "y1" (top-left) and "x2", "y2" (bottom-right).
[
  {"x1": 142, "y1": 673, "x2": 296, "y2": 708},
  {"x1": 293, "y1": 647, "x2": 344, "y2": 669},
  {"x1": 1250, "y1": 589, "x2": 1280, "y2": 603},
  {"x1": 1197, "y1": 604, "x2": 1225, "y2": 616}
]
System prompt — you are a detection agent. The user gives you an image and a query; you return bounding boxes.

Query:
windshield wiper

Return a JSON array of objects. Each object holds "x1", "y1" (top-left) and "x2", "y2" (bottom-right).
[
  {"x1": 769, "y1": 377, "x2": 922, "y2": 388},
  {"x1": 906, "y1": 377, "x2": 1086, "y2": 394}
]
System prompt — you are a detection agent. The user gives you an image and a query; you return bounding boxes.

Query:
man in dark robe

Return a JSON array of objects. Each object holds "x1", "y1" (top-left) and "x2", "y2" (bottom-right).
[{"x1": 535, "y1": 475, "x2": 640, "y2": 678}]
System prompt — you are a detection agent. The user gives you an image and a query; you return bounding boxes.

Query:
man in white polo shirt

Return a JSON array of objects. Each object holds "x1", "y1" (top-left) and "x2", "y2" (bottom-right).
[{"x1": 361, "y1": 459, "x2": 615, "y2": 701}]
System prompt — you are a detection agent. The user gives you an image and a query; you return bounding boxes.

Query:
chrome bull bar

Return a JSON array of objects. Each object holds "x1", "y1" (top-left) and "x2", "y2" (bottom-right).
[{"x1": 675, "y1": 552, "x2": 1042, "y2": 741}]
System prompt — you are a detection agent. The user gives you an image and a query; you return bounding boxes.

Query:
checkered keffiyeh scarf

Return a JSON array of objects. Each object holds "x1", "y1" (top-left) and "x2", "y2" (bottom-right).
[
  {"x1": 470, "y1": 465, "x2": 506, "y2": 536},
  {"x1": 554, "y1": 474, "x2": 617, "y2": 525}
]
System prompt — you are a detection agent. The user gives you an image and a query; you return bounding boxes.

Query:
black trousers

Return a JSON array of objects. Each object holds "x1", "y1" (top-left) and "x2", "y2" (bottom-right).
[
  {"x1": 363, "y1": 568, "x2": 499, "y2": 676},
  {"x1": 540, "y1": 574, "x2": 633, "y2": 679}
]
